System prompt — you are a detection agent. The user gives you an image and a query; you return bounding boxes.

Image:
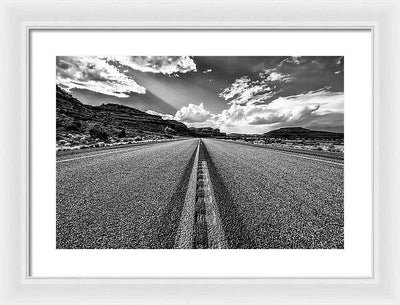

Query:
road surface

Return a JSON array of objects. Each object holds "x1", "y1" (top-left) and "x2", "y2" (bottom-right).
[
  {"x1": 202, "y1": 139, "x2": 343, "y2": 249},
  {"x1": 57, "y1": 138, "x2": 344, "y2": 249},
  {"x1": 57, "y1": 138, "x2": 198, "y2": 248}
]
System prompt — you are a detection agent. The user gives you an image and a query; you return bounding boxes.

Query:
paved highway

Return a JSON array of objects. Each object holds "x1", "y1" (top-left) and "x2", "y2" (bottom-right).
[
  {"x1": 202, "y1": 139, "x2": 344, "y2": 249},
  {"x1": 57, "y1": 138, "x2": 344, "y2": 249},
  {"x1": 56, "y1": 138, "x2": 198, "y2": 248}
]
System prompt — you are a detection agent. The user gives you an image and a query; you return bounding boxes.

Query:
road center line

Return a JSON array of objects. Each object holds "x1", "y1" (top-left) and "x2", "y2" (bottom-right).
[
  {"x1": 175, "y1": 139, "x2": 227, "y2": 249},
  {"x1": 199, "y1": 160, "x2": 227, "y2": 249}
]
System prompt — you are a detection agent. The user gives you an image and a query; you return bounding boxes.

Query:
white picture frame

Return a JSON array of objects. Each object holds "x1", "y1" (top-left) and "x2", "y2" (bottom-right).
[{"x1": 1, "y1": 0, "x2": 399, "y2": 304}]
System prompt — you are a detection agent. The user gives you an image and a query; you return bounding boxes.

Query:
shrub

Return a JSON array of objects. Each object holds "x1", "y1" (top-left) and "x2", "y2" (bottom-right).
[
  {"x1": 89, "y1": 125, "x2": 109, "y2": 141},
  {"x1": 118, "y1": 129, "x2": 126, "y2": 138},
  {"x1": 66, "y1": 121, "x2": 82, "y2": 132}
]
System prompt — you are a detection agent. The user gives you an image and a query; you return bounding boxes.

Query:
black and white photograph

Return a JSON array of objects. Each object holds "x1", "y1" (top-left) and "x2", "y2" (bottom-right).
[{"x1": 56, "y1": 56, "x2": 344, "y2": 249}]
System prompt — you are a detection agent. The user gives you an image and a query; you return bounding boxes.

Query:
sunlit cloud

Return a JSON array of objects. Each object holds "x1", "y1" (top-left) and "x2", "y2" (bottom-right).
[
  {"x1": 56, "y1": 56, "x2": 145, "y2": 98},
  {"x1": 219, "y1": 76, "x2": 274, "y2": 106},
  {"x1": 174, "y1": 103, "x2": 214, "y2": 123},
  {"x1": 59, "y1": 56, "x2": 344, "y2": 134},
  {"x1": 168, "y1": 89, "x2": 343, "y2": 133},
  {"x1": 107, "y1": 56, "x2": 197, "y2": 75}
]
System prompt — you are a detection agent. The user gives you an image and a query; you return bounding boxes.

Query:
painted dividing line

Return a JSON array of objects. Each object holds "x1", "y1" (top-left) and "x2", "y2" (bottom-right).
[
  {"x1": 175, "y1": 140, "x2": 200, "y2": 248},
  {"x1": 193, "y1": 158, "x2": 208, "y2": 248},
  {"x1": 175, "y1": 140, "x2": 227, "y2": 249},
  {"x1": 198, "y1": 160, "x2": 227, "y2": 249}
]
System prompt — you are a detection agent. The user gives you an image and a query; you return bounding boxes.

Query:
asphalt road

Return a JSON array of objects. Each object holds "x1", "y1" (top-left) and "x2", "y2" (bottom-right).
[
  {"x1": 57, "y1": 138, "x2": 344, "y2": 249},
  {"x1": 202, "y1": 139, "x2": 344, "y2": 249},
  {"x1": 56, "y1": 138, "x2": 198, "y2": 248}
]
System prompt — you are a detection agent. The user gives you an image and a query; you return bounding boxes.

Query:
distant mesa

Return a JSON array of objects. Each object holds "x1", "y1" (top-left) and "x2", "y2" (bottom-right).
[
  {"x1": 189, "y1": 127, "x2": 226, "y2": 138},
  {"x1": 263, "y1": 127, "x2": 344, "y2": 140}
]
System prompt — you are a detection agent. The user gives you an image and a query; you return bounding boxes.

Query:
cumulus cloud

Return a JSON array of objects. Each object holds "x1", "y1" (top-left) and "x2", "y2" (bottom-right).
[
  {"x1": 220, "y1": 89, "x2": 342, "y2": 127},
  {"x1": 181, "y1": 90, "x2": 340, "y2": 129},
  {"x1": 214, "y1": 101, "x2": 314, "y2": 128},
  {"x1": 248, "y1": 105, "x2": 320, "y2": 125},
  {"x1": 107, "y1": 56, "x2": 197, "y2": 75},
  {"x1": 56, "y1": 56, "x2": 145, "y2": 98},
  {"x1": 174, "y1": 103, "x2": 214, "y2": 123},
  {"x1": 148, "y1": 88, "x2": 343, "y2": 133}
]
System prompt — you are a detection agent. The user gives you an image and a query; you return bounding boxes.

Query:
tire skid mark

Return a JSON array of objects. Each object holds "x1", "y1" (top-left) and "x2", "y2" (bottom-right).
[
  {"x1": 157, "y1": 141, "x2": 198, "y2": 249},
  {"x1": 175, "y1": 140, "x2": 200, "y2": 248},
  {"x1": 202, "y1": 141, "x2": 256, "y2": 249}
]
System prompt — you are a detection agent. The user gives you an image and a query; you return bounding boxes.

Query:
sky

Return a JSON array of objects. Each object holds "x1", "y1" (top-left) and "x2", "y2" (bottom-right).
[{"x1": 56, "y1": 56, "x2": 344, "y2": 134}]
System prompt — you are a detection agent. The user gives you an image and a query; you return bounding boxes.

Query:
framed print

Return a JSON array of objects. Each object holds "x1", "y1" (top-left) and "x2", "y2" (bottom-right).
[
  {"x1": 1, "y1": 0, "x2": 400, "y2": 304},
  {"x1": 30, "y1": 30, "x2": 371, "y2": 278}
]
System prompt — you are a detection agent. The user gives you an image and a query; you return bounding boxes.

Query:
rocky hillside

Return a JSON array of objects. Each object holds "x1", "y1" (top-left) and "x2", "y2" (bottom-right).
[
  {"x1": 56, "y1": 86, "x2": 194, "y2": 149},
  {"x1": 263, "y1": 127, "x2": 344, "y2": 140},
  {"x1": 56, "y1": 85, "x2": 192, "y2": 138}
]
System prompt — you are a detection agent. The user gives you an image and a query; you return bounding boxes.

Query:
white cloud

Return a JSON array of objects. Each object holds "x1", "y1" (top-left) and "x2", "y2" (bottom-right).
[
  {"x1": 174, "y1": 103, "x2": 214, "y2": 123},
  {"x1": 56, "y1": 56, "x2": 145, "y2": 98},
  {"x1": 266, "y1": 72, "x2": 293, "y2": 82},
  {"x1": 149, "y1": 89, "x2": 343, "y2": 133},
  {"x1": 219, "y1": 76, "x2": 274, "y2": 106},
  {"x1": 268, "y1": 90, "x2": 344, "y2": 116},
  {"x1": 107, "y1": 56, "x2": 197, "y2": 75},
  {"x1": 219, "y1": 70, "x2": 294, "y2": 106},
  {"x1": 217, "y1": 90, "x2": 343, "y2": 131}
]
